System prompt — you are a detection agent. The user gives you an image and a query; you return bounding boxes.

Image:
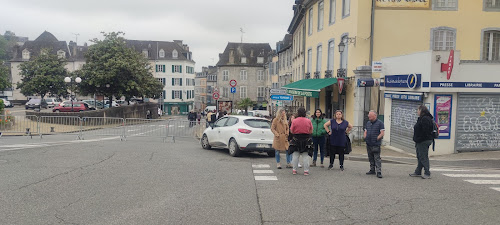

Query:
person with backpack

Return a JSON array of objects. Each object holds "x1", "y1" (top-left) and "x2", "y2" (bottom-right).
[{"x1": 410, "y1": 105, "x2": 435, "y2": 179}]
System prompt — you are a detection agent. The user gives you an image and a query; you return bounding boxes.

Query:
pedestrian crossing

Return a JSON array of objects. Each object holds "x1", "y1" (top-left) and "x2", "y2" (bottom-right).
[
  {"x1": 252, "y1": 164, "x2": 277, "y2": 181},
  {"x1": 433, "y1": 168, "x2": 500, "y2": 193}
]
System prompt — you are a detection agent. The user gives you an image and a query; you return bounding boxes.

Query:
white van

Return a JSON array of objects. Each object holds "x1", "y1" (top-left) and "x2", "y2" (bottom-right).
[{"x1": 204, "y1": 106, "x2": 216, "y2": 113}]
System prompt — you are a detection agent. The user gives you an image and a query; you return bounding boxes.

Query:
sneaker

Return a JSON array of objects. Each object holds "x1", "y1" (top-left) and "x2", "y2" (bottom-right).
[
  {"x1": 292, "y1": 170, "x2": 297, "y2": 175},
  {"x1": 298, "y1": 163, "x2": 302, "y2": 168},
  {"x1": 304, "y1": 171, "x2": 309, "y2": 176},
  {"x1": 286, "y1": 164, "x2": 292, "y2": 168},
  {"x1": 311, "y1": 161, "x2": 316, "y2": 167},
  {"x1": 277, "y1": 163, "x2": 282, "y2": 169},
  {"x1": 409, "y1": 173, "x2": 422, "y2": 177},
  {"x1": 377, "y1": 172, "x2": 383, "y2": 178},
  {"x1": 366, "y1": 171, "x2": 376, "y2": 175},
  {"x1": 340, "y1": 165, "x2": 344, "y2": 171},
  {"x1": 328, "y1": 165, "x2": 333, "y2": 170},
  {"x1": 422, "y1": 174, "x2": 431, "y2": 179},
  {"x1": 320, "y1": 163, "x2": 324, "y2": 168}
]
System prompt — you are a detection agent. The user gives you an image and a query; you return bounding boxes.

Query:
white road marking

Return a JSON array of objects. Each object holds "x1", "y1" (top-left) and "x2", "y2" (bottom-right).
[
  {"x1": 252, "y1": 164, "x2": 270, "y2": 169},
  {"x1": 443, "y1": 174, "x2": 500, "y2": 178},
  {"x1": 253, "y1": 170, "x2": 274, "y2": 174},
  {"x1": 431, "y1": 168, "x2": 471, "y2": 172},
  {"x1": 490, "y1": 187, "x2": 500, "y2": 192},
  {"x1": 464, "y1": 180, "x2": 500, "y2": 185},
  {"x1": 254, "y1": 176, "x2": 278, "y2": 181}
]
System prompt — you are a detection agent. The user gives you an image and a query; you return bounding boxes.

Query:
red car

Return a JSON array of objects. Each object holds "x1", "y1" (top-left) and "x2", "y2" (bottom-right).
[{"x1": 53, "y1": 102, "x2": 90, "y2": 112}]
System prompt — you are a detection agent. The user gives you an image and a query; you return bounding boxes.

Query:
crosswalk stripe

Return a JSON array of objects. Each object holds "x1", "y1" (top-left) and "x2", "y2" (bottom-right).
[
  {"x1": 253, "y1": 170, "x2": 274, "y2": 174},
  {"x1": 464, "y1": 180, "x2": 500, "y2": 185},
  {"x1": 431, "y1": 168, "x2": 471, "y2": 172},
  {"x1": 443, "y1": 174, "x2": 500, "y2": 178},
  {"x1": 255, "y1": 176, "x2": 278, "y2": 181},
  {"x1": 252, "y1": 164, "x2": 270, "y2": 169},
  {"x1": 491, "y1": 187, "x2": 500, "y2": 192}
]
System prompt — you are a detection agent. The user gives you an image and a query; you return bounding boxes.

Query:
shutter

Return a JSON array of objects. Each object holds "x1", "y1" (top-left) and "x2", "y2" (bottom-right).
[
  {"x1": 179, "y1": 65, "x2": 182, "y2": 73},
  {"x1": 172, "y1": 78, "x2": 174, "y2": 86},
  {"x1": 155, "y1": 65, "x2": 158, "y2": 72},
  {"x1": 163, "y1": 90, "x2": 166, "y2": 99},
  {"x1": 162, "y1": 65, "x2": 165, "y2": 73},
  {"x1": 172, "y1": 90, "x2": 175, "y2": 99},
  {"x1": 172, "y1": 65, "x2": 175, "y2": 73},
  {"x1": 180, "y1": 78, "x2": 183, "y2": 86},
  {"x1": 390, "y1": 99, "x2": 421, "y2": 153},
  {"x1": 456, "y1": 94, "x2": 500, "y2": 152},
  {"x1": 162, "y1": 78, "x2": 166, "y2": 86},
  {"x1": 180, "y1": 91, "x2": 183, "y2": 99}
]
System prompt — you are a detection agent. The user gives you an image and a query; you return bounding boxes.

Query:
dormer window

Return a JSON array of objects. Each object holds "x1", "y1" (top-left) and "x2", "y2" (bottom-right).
[
  {"x1": 22, "y1": 49, "x2": 30, "y2": 60},
  {"x1": 257, "y1": 57, "x2": 264, "y2": 64},
  {"x1": 241, "y1": 57, "x2": 247, "y2": 63},
  {"x1": 40, "y1": 49, "x2": 48, "y2": 56},
  {"x1": 159, "y1": 49, "x2": 165, "y2": 58},
  {"x1": 142, "y1": 50, "x2": 149, "y2": 58},
  {"x1": 172, "y1": 49, "x2": 178, "y2": 58},
  {"x1": 57, "y1": 50, "x2": 65, "y2": 59}
]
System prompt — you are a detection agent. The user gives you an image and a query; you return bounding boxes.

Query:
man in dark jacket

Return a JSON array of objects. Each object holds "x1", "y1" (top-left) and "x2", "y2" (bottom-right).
[
  {"x1": 410, "y1": 105, "x2": 435, "y2": 179},
  {"x1": 364, "y1": 110, "x2": 385, "y2": 178}
]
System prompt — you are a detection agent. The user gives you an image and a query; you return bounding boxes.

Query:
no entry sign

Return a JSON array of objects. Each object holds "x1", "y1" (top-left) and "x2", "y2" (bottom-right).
[
  {"x1": 213, "y1": 92, "x2": 220, "y2": 100},
  {"x1": 230, "y1": 80, "x2": 237, "y2": 87}
]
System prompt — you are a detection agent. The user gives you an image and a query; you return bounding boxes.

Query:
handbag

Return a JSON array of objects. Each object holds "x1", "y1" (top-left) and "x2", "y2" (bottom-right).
[{"x1": 344, "y1": 134, "x2": 352, "y2": 154}]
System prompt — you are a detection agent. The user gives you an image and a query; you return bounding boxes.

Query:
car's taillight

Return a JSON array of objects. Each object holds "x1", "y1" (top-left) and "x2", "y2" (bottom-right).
[{"x1": 238, "y1": 128, "x2": 252, "y2": 134}]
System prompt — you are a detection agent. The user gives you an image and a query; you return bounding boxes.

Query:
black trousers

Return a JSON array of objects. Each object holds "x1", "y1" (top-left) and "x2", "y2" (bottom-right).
[{"x1": 329, "y1": 145, "x2": 345, "y2": 166}]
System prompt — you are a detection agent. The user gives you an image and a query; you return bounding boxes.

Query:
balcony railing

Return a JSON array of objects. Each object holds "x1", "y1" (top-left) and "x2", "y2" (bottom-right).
[
  {"x1": 305, "y1": 72, "x2": 311, "y2": 79},
  {"x1": 324, "y1": 70, "x2": 332, "y2": 78},
  {"x1": 337, "y1": 68, "x2": 347, "y2": 78},
  {"x1": 314, "y1": 71, "x2": 320, "y2": 79}
]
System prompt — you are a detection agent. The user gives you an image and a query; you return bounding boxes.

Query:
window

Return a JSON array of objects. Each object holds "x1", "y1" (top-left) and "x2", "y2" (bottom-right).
[
  {"x1": 186, "y1": 66, "x2": 194, "y2": 74},
  {"x1": 318, "y1": 1, "x2": 324, "y2": 31},
  {"x1": 432, "y1": 28, "x2": 456, "y2": 51},
  {"x1": 327, "y1": 40, "x2": 334, "y2": 71},
  {"x1": 316, "y1": 45, "x2": 322, "y2": 73},
  {"x1": 172, "y1": 65, "x2": 182, "y2": 73},
  {"x1": 57, "y1": 50, "x2": 65, "y2": 59},
  {"x1": 308, "y1": 8, "x2": 313, "y2": 35},
  {"x1": 173, "y1": 90, "x2": 181, "y2": 99},
  {"x1": 257, "y1": 57, "x2": 264, "y2": 63},
  {"x1": 214, "y1": 118, "x2": 228, "y2": 127},
  {"x1": 340, "y1": 36, "x2": 348, "y2": 69},
  {"x1": 22, "y1": 49, "x2": 30, "y2": 60},
  {"x1": 342, "y1": 0, "x2": 350, "y2": 18},
  {"x1": 433, "y1": 0, "x2": 458, "y2": 10},
  {"x1": 483, "y1": 30, "x2": 500, "y2": 61},
  {"x1": 240, "y1": 86, "x2": 247, "y2": 98},
  {"x1": 157, "y1": 78, "x2": 166, "y2": 87},
  {"x1": 240, "y1": 70, "x2": 247, "y2": 81},
  {"x1": 142, "y1": 50, "x2": 149, "y2": 58},
  {"x1": 226, "y1": 117, "x2": 239, "y2": 126},
  {"x1": 223, "y1": 87, "x2": 229, "y2": 98},
  {"x1": 257, "y1": 70, "x2": 264, "y2": 81},
  {"x1": 223, "y1": 70, "x2": 229, "y2": 81},
  {"x1": 172, "y1": 78, "x2": 182, "y2": 86},
  {"x1": 241, "y1": 57, "x2": 247, "y2": 63},
  {"x1": 159, "y1": 49, "x2": 165, "y2": 58},
  {"x1": 172, "y1": 49, "x2": 178, "y2": 58},
  {"x1": 307, "y1": 49, "x2": 312, "y2": 73},
  {"x1": 329, "y1": 0, "x2": 336, "y2": 24},
  {"x1": 485, "y1": 0, "x2": 500, "y2": 11},
  {"x1": 258, "y1": 86, "x2": 265, "y2": 98},
  {"x1": 156, "y1": 65, "x2": 166, "y2": 72}
]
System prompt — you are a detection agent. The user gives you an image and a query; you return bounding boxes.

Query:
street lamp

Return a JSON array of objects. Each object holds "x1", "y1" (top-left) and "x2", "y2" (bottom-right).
[
  {"x1": 338, "y1": 41, "x2": 345, "y2": 53},
  {"x1": 64, "y1": 76, "x2": 82, "y2": 112}
]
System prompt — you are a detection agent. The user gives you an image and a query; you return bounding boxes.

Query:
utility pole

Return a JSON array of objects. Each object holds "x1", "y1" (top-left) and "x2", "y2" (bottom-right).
[
  {"x1": 240, "y1": 28, "x2": 245, "y2": 43},
  {"x1": 72, "y1": 33, "x2": 80, "y2": 45}
]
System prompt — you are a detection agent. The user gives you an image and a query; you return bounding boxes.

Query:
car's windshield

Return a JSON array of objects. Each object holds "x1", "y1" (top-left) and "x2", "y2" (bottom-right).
[{"x1": 244, "y1": 119, "x2": 271, "y2": 128}]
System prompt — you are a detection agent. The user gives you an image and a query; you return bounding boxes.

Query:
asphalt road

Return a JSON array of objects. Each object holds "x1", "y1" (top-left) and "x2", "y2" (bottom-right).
[{"x1": 1, "y1": 130, "x2": 500, "y2": 224}]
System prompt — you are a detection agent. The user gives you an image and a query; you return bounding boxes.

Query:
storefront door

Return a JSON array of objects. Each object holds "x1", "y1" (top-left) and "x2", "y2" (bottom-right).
[{"x1": 390, "y1": 99, "x2": 421, "y2": 153}]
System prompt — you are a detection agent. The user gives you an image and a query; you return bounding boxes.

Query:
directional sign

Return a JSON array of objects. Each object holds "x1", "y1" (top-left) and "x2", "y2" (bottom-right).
[
  {"x1": 271, "y1": 95, "x2": 293, "y2": 101},
  {"x1": 213, "y1": 92, "x2": 220, "y2": 100},
  {"x1": 230, "y1": 87, "x2": 236, "y2": 93},
  {"x1": 270, "y1": 89, "x2": 287, "y2": 94},
  {"x1": 229, "y1": 80, "x2": 237, "y2": 87}
]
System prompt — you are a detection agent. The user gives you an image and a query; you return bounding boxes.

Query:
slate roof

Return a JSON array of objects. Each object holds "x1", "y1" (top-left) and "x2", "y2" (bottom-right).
[
  {"x1": 277, "y1": 34, "x2": 292, "y2": 54},
  {"x1": 216, "y1": 42, "x2": 272, "y2": 67},
  {"x1": 11, "y1": 31, "x2": 70, "y2": 62},
  {"x1": 125, "y1": 40, "x2": 194, "y2": 62}
]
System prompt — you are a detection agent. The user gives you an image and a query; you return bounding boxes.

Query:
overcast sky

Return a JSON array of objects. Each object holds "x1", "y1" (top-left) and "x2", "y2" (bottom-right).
[{"x1": 1, "y1": 0, "x2": 293, "y2": 71}]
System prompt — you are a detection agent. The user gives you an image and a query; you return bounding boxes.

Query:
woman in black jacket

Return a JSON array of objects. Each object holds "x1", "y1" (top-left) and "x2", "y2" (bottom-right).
[{"x1": 410, "y1": 105, "x2": 434, "y2": 179}]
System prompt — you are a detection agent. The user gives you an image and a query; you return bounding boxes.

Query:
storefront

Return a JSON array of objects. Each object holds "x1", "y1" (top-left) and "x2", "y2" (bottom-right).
[
  {"x1": 164, "y1": 102, "x2": 193, "y2": 115},
  {"x1": 282, "y1": 78, "x2": 337, "y2": 117},
  {"x1": 380, "y1": 50, "x2": 500, "y2": 155}
]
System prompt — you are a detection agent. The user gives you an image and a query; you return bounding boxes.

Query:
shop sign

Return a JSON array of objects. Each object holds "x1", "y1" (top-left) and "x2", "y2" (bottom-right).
[
  {"x1": 384, "y1": 74, "x2": 421, "y2": 89},
  {"x1": 271, "y1": 95, "x2": 293, "y2": 101},
  {"x1": 384, "y1": 93, "x2": 422, "y2": 102},
  {"x1": 427, "y1": 82, "x2": 500, "y2": 88},
  {"x1": 376, "y1": 0, "x2": 430, "y2": 9},
  {"x1": 372, "y1": 61, "x2": 382, "y2": 73},
  {"x1": 358, "y1": 78, "x2": 381, "y2": 87},
  {"x1": 286, "y1": 89, "x2": 319, "y2": 98},
  {"x1": 434, "y1": 95, "x2": 452, "y2": 139}
]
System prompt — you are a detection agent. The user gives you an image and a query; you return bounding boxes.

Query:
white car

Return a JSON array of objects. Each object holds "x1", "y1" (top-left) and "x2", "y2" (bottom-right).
[
  {"x1": 45, "y1": 98, "x2": 61, "y2": 108},
  {"x1": 1, "y1": 98, "x2": 12, "y2": 108},
  {"x1": 200, "y1": 115, "x2": 275, "y2": 157}
]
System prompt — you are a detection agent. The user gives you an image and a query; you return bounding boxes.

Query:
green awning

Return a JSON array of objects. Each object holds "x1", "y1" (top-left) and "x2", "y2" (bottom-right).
[{"x1": 282, "y1": 78, "x2": 337, "y2": 98}]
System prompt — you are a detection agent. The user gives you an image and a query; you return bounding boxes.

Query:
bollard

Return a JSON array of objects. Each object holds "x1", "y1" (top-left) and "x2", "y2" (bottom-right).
[{"x1": 50, "y1": 127, "x2": 55, "y2": 132}]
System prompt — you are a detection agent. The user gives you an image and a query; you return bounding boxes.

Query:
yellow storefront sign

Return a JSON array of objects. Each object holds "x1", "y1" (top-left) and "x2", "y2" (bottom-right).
[{"x1": 376, "y1": 0, "x2": 430, "y2": 9}]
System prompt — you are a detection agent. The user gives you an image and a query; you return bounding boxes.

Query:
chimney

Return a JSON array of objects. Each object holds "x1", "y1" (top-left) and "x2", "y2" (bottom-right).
[
  {"x1": 229, "y1": 48, "x2": 235, "y2": 64},
  {"x1": 69, "y1": 41, "x2": 77, "y2": 57},
  {"x1": 84, "y1": 42, "x2": 88, "y2": 47},
  {"x1": 174, "y1": 40, "x2": 183, "y2": 47},
  {"x1": 250, "y1": 48, "x2": 254, "y2": 58}
]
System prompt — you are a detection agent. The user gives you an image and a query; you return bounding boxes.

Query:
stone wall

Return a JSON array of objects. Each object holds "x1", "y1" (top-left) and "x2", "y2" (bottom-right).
[{"x1": 26, "y1": 103, "x2": 160, "y2": 120}]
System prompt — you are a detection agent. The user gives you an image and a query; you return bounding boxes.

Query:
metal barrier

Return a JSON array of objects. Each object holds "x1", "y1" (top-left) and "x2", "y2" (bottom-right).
[
  {"x1": 81, "y1": 117, "x2": 125, "y2": 140},
  {"x1": 38, "y1": 116, "x2": 82, "y2": 139},
  {"x1": 166, "y1": 120, "x2": 207, "y2": 142},
  {"x1": 123, "y1": 118, "x2": 170, "y2": 141},
  {"x1": 0, "y1": 115, "x2": 39, "y2": 137},
  {"x1": 350, "y1": 126, "x2": 365, "y2": 146}
]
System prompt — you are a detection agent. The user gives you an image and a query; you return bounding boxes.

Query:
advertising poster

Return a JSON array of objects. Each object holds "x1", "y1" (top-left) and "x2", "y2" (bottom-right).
[
  {"x1": 218, "y1": 101, "x2": 232, "y2": 114},
  {"x1": 434, "y1": 95, "x2": 452, "y2": 139}
]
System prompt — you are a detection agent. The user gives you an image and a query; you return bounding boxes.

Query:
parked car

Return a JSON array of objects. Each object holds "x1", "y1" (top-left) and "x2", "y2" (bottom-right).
[
  {"x1": 0, "y1": 98, "x2": 13, "y2": 108},
  {"x1": 25, "y1": 98, "x2": 48, "y2": 110},
  {"x1": 45, "y1": 98, "x2": 61, "y2": 108},
  {"x1": 53, "y1": 101, "x2": 89, "y2": 112},
  {"x1": 200, "y1": 115, "x2": 275, "y2": 157},
  {"x1": 104, "y1": 100, "x2": 119, "y2": 107}
]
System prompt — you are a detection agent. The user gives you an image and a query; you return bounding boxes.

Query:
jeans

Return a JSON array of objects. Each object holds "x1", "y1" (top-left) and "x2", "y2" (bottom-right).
[
  {"x1": 330, "y1": 146, "x2": 345, "y2": 166},
  {"x1": 367, "y1": 145, "x2": 382, "y2": 173},
  {"x1": 415, "y1": 140, "x2": 433, "y2": 176},
  {"x1": 292, "y1": 151, "x2": 310, "y2": 172},
  {"x1": 275, "y1": 150, "x2": 292, "y2": 164},
  {"x1": 312, "y1": 136, "x2": 326, "y2": 163}
]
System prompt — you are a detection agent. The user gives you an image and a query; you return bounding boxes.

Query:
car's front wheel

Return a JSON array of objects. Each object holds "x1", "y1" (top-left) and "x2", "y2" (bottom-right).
[
  {"x1": 228, "y1": 138, "x2": 241, "y2": 157},
  {"x1": 201, "y1": 134, "x2": 211, "y2": 150},
  {"x1": 55, "y1": 109, "x2": 60, "y2": 113}
]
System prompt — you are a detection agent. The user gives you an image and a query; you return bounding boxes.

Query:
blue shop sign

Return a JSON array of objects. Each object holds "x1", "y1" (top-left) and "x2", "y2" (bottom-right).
[
  {"x1": 271, "y1": 95, "x2": 294, "y2": 101},
  {"x1": 384, "y1": 74, "x2": 421, "y2": 89},
  {"x1": 423, "y1": 82, "x2": 500, "y2": 88},
  {"x1": 384, "y1": 93, "x2": 423, "y2": 102}
]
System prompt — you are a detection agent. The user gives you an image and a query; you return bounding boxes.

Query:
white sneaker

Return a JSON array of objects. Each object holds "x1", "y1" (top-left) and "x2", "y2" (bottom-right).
[{"x1": 298, "y1": 163, "x2": 302, "y2": 168}]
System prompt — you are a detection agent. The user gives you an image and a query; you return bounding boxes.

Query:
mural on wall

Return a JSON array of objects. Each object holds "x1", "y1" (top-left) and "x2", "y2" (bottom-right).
[{"x1": 434, "y1": 95, "x2": 452, "y2": 139}]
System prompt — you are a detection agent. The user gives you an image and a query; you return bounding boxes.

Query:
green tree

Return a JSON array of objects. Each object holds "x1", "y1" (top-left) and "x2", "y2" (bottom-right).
[
  {"x1": 0, "y1": 35, "x2": 7, "y2": 60},
  {"x1": 237, "y1": 98, "x2": 255, "y2": 115},
  {"x1": 0, "y1": 61, "x2": 10, "y2": 90},
  {"x1": 78, "y1": 32, "x2": 163, "y2": 107},
  {"x1": 16, "y1": 50, "x2": 68, "y2": 99}
]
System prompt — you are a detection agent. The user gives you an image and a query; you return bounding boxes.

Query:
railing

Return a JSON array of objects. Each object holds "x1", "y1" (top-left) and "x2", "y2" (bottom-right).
[{"x1": 0, "y1": 115, "x2": 38, "y2": 137}]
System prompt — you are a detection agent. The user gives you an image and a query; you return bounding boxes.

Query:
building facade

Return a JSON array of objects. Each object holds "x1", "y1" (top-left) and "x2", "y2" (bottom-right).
[
  {"x1": 194, "y1": 69, "x2": 207, "y2": 111},
  {"x1": 205, "y1": 66, "x2": 217, "y2": 106}
]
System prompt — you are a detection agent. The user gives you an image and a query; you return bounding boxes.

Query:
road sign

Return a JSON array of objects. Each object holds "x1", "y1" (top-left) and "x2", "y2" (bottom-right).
[
  {"x1": 372, "y1": 61, "x2": 382, "y2": 73},
  {"x1": 213, "y1": 87, "x2": 219, "y2": 93},
  {"x1": 213, "y1": 92, "x2": 220, "y2": 100},
  {"x1": 229, "y1": 80, "x2": 237, "y2": 87},
  {"x1": 270, "y1": 95, "x2": 293, "y2": 101},
  {"x1": 230, "y1": 87, "x2": 236, "y2": 93},
  {"x1": 338, "y1": 78, "x2": 345, "y2": 94},
  {"x1": 270, "y1": 89, "x2": 287, "y2": 95}
]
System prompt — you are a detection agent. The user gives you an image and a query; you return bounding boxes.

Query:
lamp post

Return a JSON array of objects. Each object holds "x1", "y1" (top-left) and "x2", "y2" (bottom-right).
[{"x1": 64, "y1": 76, "x2": 81, "y2": 112}]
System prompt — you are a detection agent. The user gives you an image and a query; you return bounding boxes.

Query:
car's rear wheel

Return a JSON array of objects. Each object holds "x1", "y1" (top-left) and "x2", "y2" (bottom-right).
[
  {"x1": 267, "y1": 150, "x2": 275, "y2": 157},
  {"x1": 55, "y1": 109, "x2": 60, "y2": 112},
  {"x1": 201, "y1": 134, "x2": 211, "y2": 150},
  {"x1": 228, "y1": 138, "x2": 241, "y2": 157}
]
